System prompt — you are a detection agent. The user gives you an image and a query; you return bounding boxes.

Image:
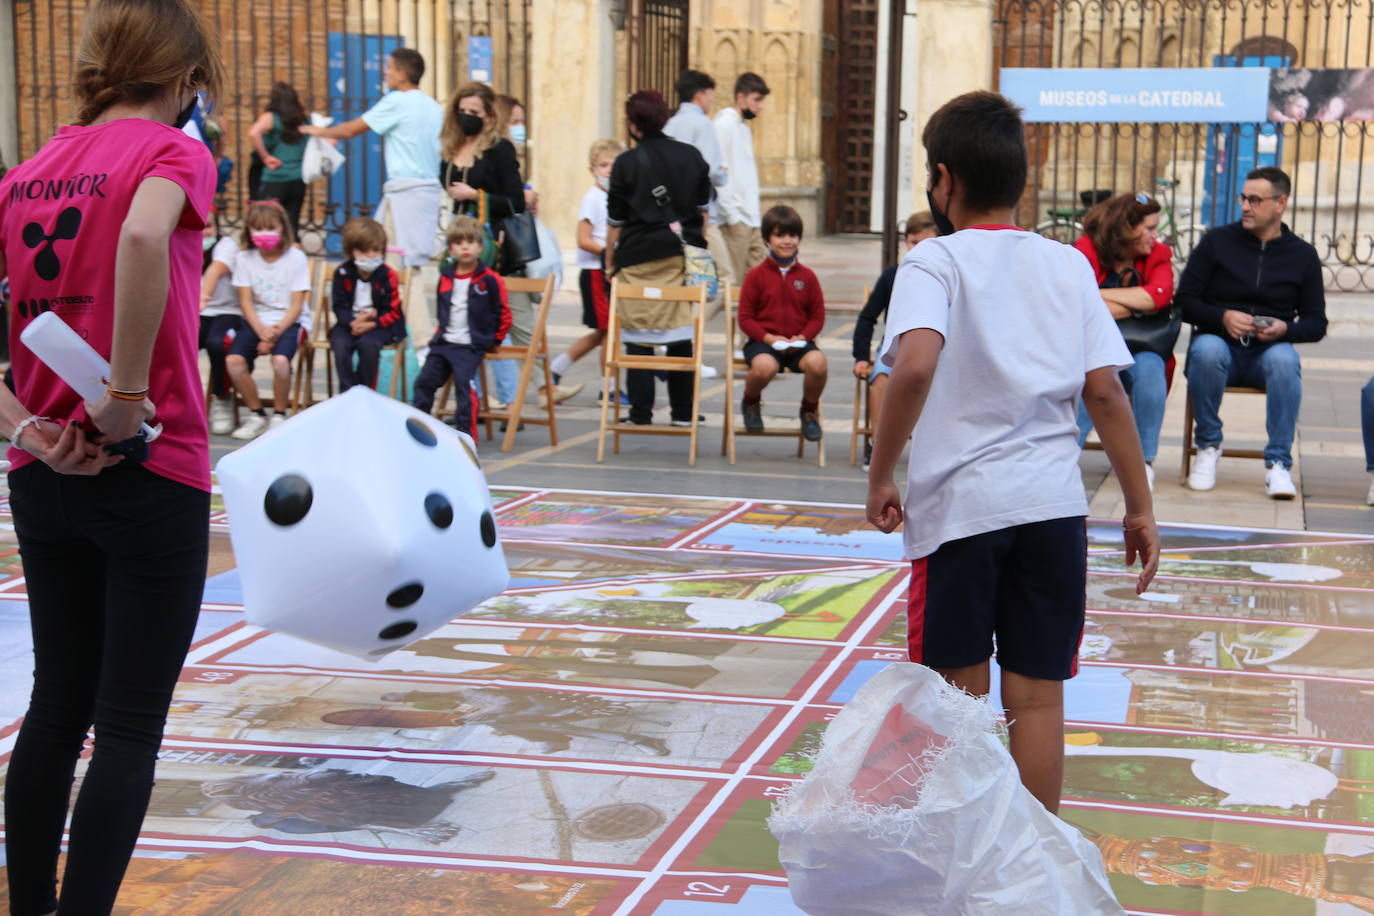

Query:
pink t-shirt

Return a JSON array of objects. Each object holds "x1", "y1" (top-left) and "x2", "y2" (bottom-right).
[{"x1": 0, "y1": 119, "x2": 216, "y2": 491}]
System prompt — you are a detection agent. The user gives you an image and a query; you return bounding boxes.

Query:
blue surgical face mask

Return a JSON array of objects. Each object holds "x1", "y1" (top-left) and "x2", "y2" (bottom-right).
[{"x1": 509, "y1": 124, "x2": 527, "y2": 145}]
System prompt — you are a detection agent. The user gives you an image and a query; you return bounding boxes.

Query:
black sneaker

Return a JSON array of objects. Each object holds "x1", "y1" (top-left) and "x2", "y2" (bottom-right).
[
  {"x1": 862, "y1": 441, "x2": 872, "y2": 471},
  {"x1": 742, "y1": 400, "x2": 764, "y2": 433},
  {"x1": 800, "y1": 410, "x2": 822, "y2": 442}
]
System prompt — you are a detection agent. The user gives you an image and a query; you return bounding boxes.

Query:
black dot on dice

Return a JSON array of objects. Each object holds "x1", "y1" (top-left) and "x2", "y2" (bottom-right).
[
  {"x1": 378, "y1": 620, "x2": 418, "y2": 640},
  {"x1": 425, "y1": 492, "x2": 453, "y2": 529},
  {"x1": 387, "y1": 582, "x2": 424, "y2": 608},
  {"x1": 406, "y1": 417, "x2": 437, "y2": 447},
  {"x1": 263, "y1": 474, "x2": 312, "y2": 526},
  {"x1": 480, "y1": 510, "x2": 497, "y2": 548}
]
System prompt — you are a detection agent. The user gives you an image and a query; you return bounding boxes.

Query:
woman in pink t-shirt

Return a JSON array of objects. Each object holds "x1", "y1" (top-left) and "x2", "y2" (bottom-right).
[{"x1": 0, "y1": 2, "x2": 224, "y2": 913}]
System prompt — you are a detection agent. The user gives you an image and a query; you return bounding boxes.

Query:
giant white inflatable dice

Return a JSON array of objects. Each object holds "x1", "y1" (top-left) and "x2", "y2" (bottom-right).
[{"x1": 217, "y1": 386, "x2": 509, "y2": 659}]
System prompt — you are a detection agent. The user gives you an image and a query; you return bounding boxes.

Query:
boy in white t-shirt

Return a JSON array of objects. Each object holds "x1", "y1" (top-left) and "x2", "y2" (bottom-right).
[
  {"x1": 199, "y1": 213, "x2": 243, "y2": 435},
  {"x1": 866, "y1": 91, "x2": 1160, "y2": 815},
  {"x1": 548, "y1": 139, "x2": 625, "y2": 403}
]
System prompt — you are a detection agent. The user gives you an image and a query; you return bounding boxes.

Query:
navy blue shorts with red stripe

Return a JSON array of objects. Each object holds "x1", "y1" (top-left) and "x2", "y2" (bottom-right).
[
  {"x1": 907, "y1": 515, "x2": 1087, "y2": 681},
  {"x1": 580, "y1": 268, "x2": 610, "y2": 330}
]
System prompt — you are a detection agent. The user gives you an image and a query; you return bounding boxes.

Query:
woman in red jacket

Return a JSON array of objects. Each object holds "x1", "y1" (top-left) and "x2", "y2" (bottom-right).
[{"x1": 1074, "y1": 192, "x2": 1175, "y2": 490}]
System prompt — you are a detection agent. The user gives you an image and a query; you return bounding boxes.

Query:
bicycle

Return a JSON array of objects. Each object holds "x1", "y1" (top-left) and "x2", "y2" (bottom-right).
[
  {"x1": 1153, "y1": 177, "x2": 1208, "y2": 263},
  {"x1": 1033, "y1": 188, "x2": 1112, "y2": 244}
]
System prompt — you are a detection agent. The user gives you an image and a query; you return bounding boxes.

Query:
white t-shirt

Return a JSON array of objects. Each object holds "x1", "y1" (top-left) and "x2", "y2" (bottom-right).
[
  {"x1": 202, "y1": 236, "x2": 241, "y2": 317},
  {"x1": 575, "y1": 186, "x2": 609, "y2": 270},
  {"x1": 231, "y1": 246, "x2": 312, "y2": 328},
  {"x1": 443, "y1": 276, "x2": 472, "y2": 344},
  {"x1": 878, "y1": 228, "x2": 1132, "y2": 560},
  {"x1": 353, "y1": 280, "x2": 374, "y2": 318},
  {"x1": 361, "y1": 89, "x2": 444, "y2": 181}
]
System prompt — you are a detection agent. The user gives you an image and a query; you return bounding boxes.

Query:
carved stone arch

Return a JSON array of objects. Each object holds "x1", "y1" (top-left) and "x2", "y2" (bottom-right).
[{"x1": 760, "y1": 36, "x2": 793, "y2": 159}]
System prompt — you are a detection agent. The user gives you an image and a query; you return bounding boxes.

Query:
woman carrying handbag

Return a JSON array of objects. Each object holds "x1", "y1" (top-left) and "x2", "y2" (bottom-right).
[{"x1": 1073, "y1": 192, "x2": 1179, "y2": 491}]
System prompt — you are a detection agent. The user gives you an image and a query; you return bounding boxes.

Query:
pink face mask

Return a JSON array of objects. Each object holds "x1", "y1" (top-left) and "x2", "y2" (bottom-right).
[{"x1": 251, "y1": 232, "x2": 282, "y2": 251}]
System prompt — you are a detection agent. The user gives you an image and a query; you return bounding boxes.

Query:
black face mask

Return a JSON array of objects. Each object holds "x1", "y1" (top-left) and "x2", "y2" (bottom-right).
[
  {"x1": 458, "y1": 113, "x2": 484, "y2": 137},
  {"x1": 174, "y1": 92, "x2": 198, "y2": 130},
  {"x1": 927, "y1": 189, "x2": 956, "y2": 237},
  {"x1": 741, "y1": 108, "x2": 757, "y2": 121}
]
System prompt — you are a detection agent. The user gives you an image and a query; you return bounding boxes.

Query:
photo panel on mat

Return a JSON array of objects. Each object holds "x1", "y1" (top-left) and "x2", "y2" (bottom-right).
[
  {"x1": 469, "y1": 567, "x2": 903, "y2": 642},
  {"x1": 199, "y1": 622, "x2": 836, "y2": 700},
  {"x1": 169, "y1": 669, "x2": 787, "y2": 772},
  {"x1": 686, "y1": 503, "x2": 906, "y2": 563},
  {"x1": 1061, "y1": 807, "x2": 1374, "y2": 916},
  {"x1": 0, "y1": 744, "x2": 714, "y2": 869},
  {"x1": 1091, "y1": 540, "x2": 1374, "y2": 591},
  {"x1": 1086, "y1": 518, "x2": 1364, "y2": 552},
  {"x1": 0, "y1": 851, "x2": 633, "y2": 915},
  {"x1": 1088, "y1": 571, "x2": 1374, "y2": 627},
  {"x1": 496, "y1": 491, "x2": 743, "y2": 548},
  {"x1": 670, "y1": 779, "x2": 792, "y2": 877},
  {"x1": 501, "y1": 540, "x2": 876, "y2": 589}
]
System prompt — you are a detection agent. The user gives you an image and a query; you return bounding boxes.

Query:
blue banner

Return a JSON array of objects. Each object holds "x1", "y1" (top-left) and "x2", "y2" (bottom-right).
[
  {"x1": 1001, "y1": 68, "x2": 1270, "y2": 122},
  {"x1": 468, "y1": 36, "x2": 493, "y2": 83}
]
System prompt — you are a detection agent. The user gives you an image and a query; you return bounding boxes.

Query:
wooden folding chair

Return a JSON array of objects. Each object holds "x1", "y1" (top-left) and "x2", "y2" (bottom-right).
[
  {"x1": 597, "y1": 279, "x2": 708, "y2": 465},
  {"x1": 1180, "y1": 386, "x2": 1266, "y2": 482},
  {"x1": 850, "y1": 284, "x2": 872, "y2": 466},
  {"x1": 290, "y1": 258, "x2": 340, "y2": 413},
  {"x1": 475, "y1": 273, "x2": 559, "y2": 451},
  {"x1": 720, "y1": 283, "x2": 825, "y2": 467}
]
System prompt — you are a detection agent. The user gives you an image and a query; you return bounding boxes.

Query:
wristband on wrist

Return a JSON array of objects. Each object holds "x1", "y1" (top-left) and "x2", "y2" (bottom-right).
[
  {"x1": 106, "y1": 383, "x2": 149, "y2": 402},
  {"x1": 12, "y1": 415, "x2": 50, "y2": 444}
]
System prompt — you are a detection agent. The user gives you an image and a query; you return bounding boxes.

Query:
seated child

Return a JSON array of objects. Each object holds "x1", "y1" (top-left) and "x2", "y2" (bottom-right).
[
  {"x1": 738, "y1": 205, "x2": 827, "y2": 441},
  {"x1": 329, "y1": 217, "x2": 407, "y2": 392},
  {"x1": 412, "y1": 216, "x2": 511, "y2": 438},
  {"x1": 852, "y1": 211, "x2": 936, "y2": 468},
  {"x1": 200, "y1": 209, "x2": 243, "y2": 435},
  {"x1": 227, "y1": 200, "x2": 310, "y2": 440}
]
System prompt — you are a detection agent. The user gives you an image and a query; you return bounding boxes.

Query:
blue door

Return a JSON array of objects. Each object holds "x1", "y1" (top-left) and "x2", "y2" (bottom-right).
[
  {"x1": 326, "y1": 32, "x2": 401, "y2": 255},
  {"x1": 1202, "y1": 55, "x2": 1289, "y2": 227}
]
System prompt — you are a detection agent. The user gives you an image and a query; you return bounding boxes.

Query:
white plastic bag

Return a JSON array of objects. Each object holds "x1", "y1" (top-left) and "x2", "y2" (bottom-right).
[
  {"x1": 768, "y1": 663, "x2": 1123, "y2": 916},
  {"x1": 301, "y1": 112, "x2": 345, "y2": 183}
]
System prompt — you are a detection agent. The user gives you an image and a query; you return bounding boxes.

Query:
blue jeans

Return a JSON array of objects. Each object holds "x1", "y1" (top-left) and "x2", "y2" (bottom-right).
[
  {"x1": 1185, "y1": 333, "x2": 1301, "y2": 469},
  {"x1": 1362, "y1": 376, "x2": 1374, "y2": 471},
  {"x1": 1076, "y1": 350, "x2": 1168, "y2": 463},
  {"x1": 491, "y1": 359, "x2": 520, "y2": 405}
]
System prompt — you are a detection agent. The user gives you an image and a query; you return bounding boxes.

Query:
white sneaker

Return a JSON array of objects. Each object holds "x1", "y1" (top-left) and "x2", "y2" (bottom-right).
[
  {"x1": 230, "y1": 413, "x2": 268, "y2": 441},
  {"x1": 209, "y1": 397, "x2": 235, "y2": 435},
  {"x1": 1367, "y1": 475, "x2": 1374, "y2": 506},
  {"x1": 1145, "y1": 463, "x2": 1155, "y2": 493},
  {"x1": 1188, "y1": 446, "x2": 1222, "y2": 491},
  {"x1": 699, "y1": 364, "x2": 719, "y2": 379},
  {"x1": 1265, "y1": 465, "x2": 1297, "y2": 500},
  {"x1": 267, "y1": 412, "x2": 287, "y2": 431}
]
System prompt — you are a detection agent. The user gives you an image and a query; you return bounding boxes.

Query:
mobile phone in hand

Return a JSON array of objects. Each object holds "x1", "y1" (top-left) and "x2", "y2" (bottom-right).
[{"x1": 1252, "y1": 315, "x2": 1275, "y2": 329}]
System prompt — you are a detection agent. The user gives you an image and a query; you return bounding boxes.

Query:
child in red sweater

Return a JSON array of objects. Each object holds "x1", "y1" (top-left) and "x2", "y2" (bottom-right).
[{"x1": 738, "y1": 205, "x2": 827, "y2": 440}]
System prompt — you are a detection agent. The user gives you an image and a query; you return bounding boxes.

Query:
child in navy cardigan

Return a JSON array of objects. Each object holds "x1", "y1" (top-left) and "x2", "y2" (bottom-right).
[
  {"x1": 738, "y1": 205, "x2": 827, "y2": 441},
  {"x1": 412, "y1": 216, "x2": 511, "y2": 438},
  {"x1": 329, "y1": 217, "x2": 407, "y2": 391}
]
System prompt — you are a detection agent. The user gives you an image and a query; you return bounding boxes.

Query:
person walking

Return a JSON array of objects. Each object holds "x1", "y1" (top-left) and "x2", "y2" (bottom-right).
[
  {"x1": 606, "y1": 90, "x2": 712, "y2": 426},
  {"x1": 302, "y1": 48, "x2": 443, "y2": 267},
  {"x1": 714, "y1": 72, "x2": 770, "y2": 282},
  {"x1": 664, "y1": 69, "x2": 732, "y2": 305},
  {"x1": 247, "y1": 81, "x2": 309, "y2": 238},
  {"x1": 0, "y1": 1, "x2": 223, "y2": 912}
]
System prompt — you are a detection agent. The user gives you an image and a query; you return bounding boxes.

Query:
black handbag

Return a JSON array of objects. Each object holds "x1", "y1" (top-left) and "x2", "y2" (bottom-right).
[
  {"x1": 1117, "y1": 305, "x2": 1181, "y2": 358},
  {"x1": 497, "y1": 208, "x2": 541, "y2": 270}
]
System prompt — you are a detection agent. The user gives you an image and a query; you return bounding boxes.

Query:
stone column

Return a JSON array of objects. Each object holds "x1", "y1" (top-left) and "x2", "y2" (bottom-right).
[{"x1": 908, "y1": 0, "x2": 996, "y2": 212}]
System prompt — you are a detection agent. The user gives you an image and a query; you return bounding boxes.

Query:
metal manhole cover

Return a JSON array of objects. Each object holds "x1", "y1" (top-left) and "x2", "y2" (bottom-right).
[{"x1": 571, "y1": 802, "x2": 665, "y2": 841}]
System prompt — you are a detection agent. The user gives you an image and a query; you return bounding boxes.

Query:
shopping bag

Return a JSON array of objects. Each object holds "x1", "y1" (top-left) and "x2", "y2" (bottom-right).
[
  {"x1": 682, "y1": 242, "x2": 719, "y2": 300},
  {"x1": 767, "y1": 663, "x2": 1124, "y2": 916},
  {"x1": 301, "y1": 113, "x2": 346, "y2": 183}
]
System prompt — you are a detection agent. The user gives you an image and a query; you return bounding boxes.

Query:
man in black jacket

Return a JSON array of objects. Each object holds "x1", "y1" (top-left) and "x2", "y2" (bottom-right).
[{"x1": 1177, "y1": 167, "x2": 1326, "y2": 499}]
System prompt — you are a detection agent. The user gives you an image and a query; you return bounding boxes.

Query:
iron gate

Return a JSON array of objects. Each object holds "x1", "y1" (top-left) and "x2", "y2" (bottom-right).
[
  {"x1": 626, "y1": 0, "x2": 690, "y2": 105},
  {"x1": 996, "y1": 0, "x2": 1374, "y2": 290},
  {"x1": 13, "y1": 0, "x2": 532, "y2": 254}
]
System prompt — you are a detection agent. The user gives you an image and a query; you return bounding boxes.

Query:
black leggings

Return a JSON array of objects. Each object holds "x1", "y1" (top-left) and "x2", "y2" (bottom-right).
[
  {"x1": 199, "y1": 313, "x2": 242, "y2": 398},
  {"x1": 255, "y1": 178, "x2": 306, "y2": 240},
  {"x1": 626, "y1": 340, "x2": 694, "y2": 424},
  {"x1": 4, "y1": 462, "x2": 209, "y2": 915}
]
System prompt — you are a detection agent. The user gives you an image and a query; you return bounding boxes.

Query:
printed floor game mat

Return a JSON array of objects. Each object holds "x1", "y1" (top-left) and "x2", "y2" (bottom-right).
[{"x1": 1, "y1": 486, "x2": 1373, "y2": 914}]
